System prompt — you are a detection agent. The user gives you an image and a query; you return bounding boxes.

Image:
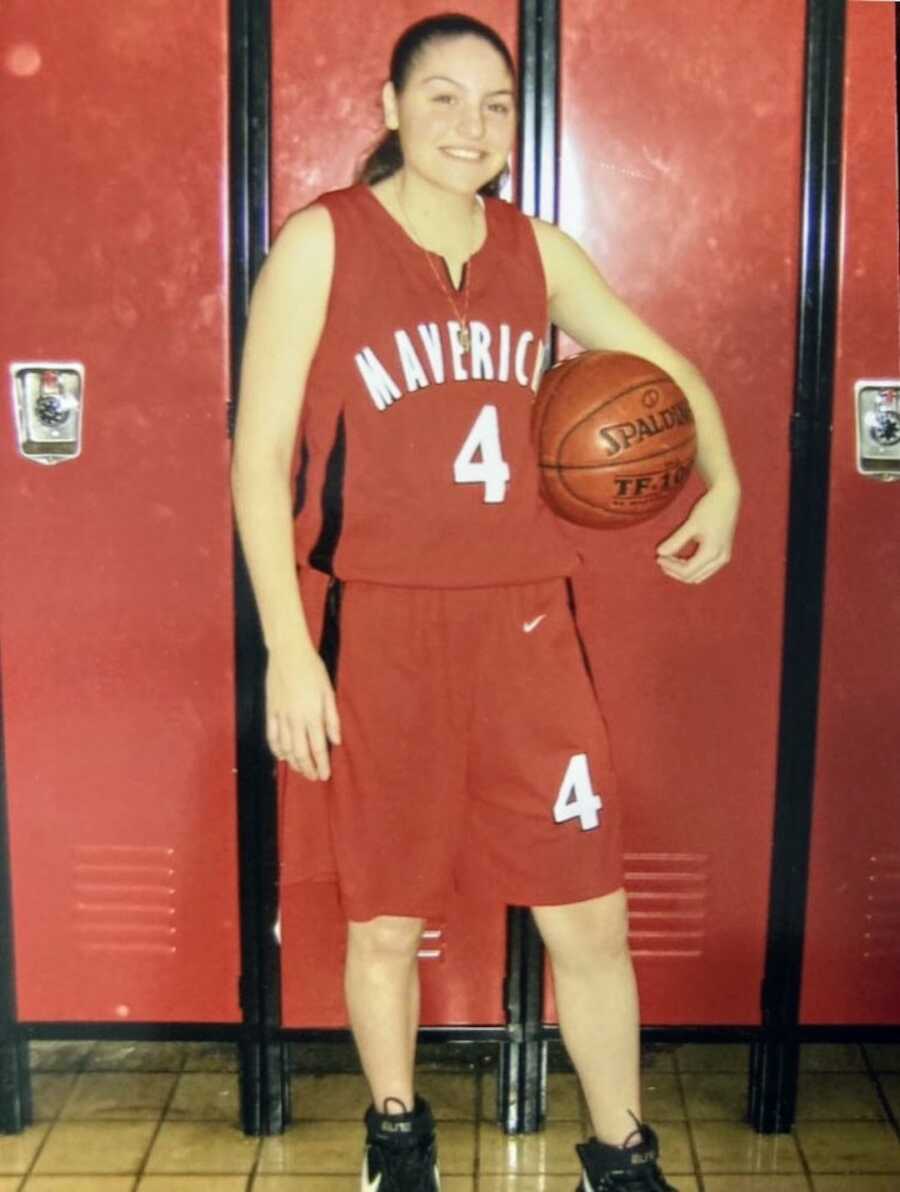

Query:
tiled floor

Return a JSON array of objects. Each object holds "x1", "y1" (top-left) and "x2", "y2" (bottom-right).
[{"x1": 0, "y1": 1041, "x2": 898, "y2": 1189}]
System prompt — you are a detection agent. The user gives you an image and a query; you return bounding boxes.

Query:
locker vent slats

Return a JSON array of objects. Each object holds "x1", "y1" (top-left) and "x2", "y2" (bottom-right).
[
  {"x1": 864, "y1": 853, "x2": 900, "y2": 960},
  {"x1": 624, "y1": 852, "x2": 709, "y2": 959},
  {"x1": 72, "y1": 844, "x2": 177, "y2": 956},
  {"x1": 417, "y1": 926, "x2": 444, "y2": 961}
]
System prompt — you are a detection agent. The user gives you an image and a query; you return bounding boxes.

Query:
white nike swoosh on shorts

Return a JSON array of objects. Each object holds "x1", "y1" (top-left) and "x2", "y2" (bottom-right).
[{"x1": 523, "y1": 614, "x2": 547, "y2": 633}]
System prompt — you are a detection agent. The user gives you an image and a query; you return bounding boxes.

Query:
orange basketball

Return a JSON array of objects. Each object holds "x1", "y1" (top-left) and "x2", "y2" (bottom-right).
[{"x1": 532, "y1": 350, "x2": 697, "y2": 529}]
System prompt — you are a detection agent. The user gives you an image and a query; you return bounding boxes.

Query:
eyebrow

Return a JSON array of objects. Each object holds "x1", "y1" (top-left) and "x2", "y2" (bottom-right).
[{"x1": 420, "y1": 75, "x2": 515, "y2": 96}]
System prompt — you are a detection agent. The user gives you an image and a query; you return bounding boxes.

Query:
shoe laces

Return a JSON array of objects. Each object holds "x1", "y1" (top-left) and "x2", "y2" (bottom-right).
[{"x1": 619, "y1": 1110, "x2": 645, "y2": 1151}]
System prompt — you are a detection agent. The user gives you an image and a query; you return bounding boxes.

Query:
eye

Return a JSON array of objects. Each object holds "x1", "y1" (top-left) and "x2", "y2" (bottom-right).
[
  {"x1": 432, "y1": 93, "x2": 457, "y2": 105},
  {"x1": 488, "y1": 102, "x2": 512, "y2": 116}
]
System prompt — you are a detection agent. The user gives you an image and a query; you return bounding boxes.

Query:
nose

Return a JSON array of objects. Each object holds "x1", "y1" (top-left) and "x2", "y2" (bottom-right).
[{"x1": 456, "y1": 102, "x2": 485, "y2": 140}]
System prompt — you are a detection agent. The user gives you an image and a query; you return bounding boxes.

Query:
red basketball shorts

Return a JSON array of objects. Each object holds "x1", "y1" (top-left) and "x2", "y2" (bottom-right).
[{"x1": 278, "y1": 572, "x2": 624, "y2": 922}]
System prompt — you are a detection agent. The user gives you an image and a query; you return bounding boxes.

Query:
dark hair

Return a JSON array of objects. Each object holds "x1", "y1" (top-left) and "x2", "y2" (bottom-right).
[{"x1": 357, "y1": 12, "x2": 516, "y2": 197}]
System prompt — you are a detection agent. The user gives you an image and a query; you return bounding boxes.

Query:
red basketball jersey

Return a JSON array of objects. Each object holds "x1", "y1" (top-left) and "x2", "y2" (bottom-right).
[{"x1": 292, "y1": 184, "x2": 578, "y2": 587}]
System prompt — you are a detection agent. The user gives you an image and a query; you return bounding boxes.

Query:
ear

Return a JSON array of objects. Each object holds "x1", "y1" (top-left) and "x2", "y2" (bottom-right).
[{"x1": 382, "y1": 81, "x2": 399, "y2": 131}]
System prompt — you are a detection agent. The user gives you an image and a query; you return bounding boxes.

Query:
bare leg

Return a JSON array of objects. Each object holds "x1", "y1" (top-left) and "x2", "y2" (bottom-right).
[
  {"x1": 345, "y1": 915, "x2": 425, "y2": 1110},
  {"x1": 531, "y1": 888, "x2": 641, "y2": 1146}
]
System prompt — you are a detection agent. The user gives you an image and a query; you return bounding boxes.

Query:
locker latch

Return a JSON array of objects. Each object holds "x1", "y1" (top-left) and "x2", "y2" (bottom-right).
[
  {"x1": 10, "y1": 361, "x2": 84, "y2": 465},
  {"x1": 855, "y1": 380, "x2": 900, "y2": 481}
]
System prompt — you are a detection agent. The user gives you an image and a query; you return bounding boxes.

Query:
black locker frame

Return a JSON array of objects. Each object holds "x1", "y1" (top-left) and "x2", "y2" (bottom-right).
[{"x1": 1, "y1": 0, "x2": 898, "y2": 1145}]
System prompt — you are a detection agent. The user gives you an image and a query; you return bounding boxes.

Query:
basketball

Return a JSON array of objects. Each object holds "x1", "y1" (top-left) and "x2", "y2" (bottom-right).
[{"x1": 532, "y1": 350, "x2": 697, "y2": 529}]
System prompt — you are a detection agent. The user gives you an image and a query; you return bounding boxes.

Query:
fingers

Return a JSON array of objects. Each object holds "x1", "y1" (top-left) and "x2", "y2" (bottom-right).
[
  {"x1": 655, "y1": 524, "x2": 696, "y2": 558},
  {"x1": 688, "y1": 557, "x2": 727, "y2": 584},
  {"x1": 268, "y1": 701, "x2": 338, "y2": 780},
  {"x1": 266, "y1": 713, "x2": 283, "y2": 761},
  {"x1": 657, "y1": 542, "x2": 729, "y2": 583},
  {"x1": 306, "y1": 719, "x2": 332, "y2": 782},
  {"x1": 323, "y1": 688, "x2": 342, "y2": 746},
  {"x1": 268, "y1": 715, "x2": 314, "y2": 780}
]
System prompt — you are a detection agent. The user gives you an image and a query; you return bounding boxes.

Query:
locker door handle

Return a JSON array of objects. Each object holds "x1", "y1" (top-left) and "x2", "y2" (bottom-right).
[
  {"x1": 10, "y1": 361, "x2": 84, "y2": 464},
  {"x1": 855, "y1": 380, "x2": 900, "y2": 481}
]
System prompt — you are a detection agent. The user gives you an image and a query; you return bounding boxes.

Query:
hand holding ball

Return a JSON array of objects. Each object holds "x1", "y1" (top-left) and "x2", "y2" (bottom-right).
[{"x1": 532, "y1": 350, "x2": 697, "y2": 529}]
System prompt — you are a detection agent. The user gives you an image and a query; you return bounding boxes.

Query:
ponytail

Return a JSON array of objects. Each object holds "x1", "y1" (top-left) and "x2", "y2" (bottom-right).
[{"x1": 358, "y1": 130, "x2": 404, "y2": 188}]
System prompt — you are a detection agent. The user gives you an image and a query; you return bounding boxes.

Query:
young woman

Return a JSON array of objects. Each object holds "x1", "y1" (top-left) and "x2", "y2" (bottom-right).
[{"x1": 232, "y1": 13, "x2": 740, "y2": 1192}]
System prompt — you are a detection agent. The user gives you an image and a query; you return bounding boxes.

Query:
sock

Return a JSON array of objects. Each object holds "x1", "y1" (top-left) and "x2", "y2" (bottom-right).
[{"x1": 365, "y1": 1093, "x2": 435, "y2": 1144}]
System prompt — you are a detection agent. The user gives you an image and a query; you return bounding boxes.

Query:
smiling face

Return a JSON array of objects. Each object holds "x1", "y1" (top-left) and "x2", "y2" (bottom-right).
[{"x1": 383, "y1": 34, "x2": 516, "y2": 197}]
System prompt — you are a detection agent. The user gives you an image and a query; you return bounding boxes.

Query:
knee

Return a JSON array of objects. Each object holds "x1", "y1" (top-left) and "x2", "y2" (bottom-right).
[
  {"x1": 347, "y1": 915, "x2": 425, "y2": 964},
  {"x1": 534, "y1": 890, "x2": 631, "y2": 972}
]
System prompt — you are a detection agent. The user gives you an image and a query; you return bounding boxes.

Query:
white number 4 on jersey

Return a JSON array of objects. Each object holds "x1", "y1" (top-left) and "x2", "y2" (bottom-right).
[
  {"x1": 453, "y1": 404, "x2": 510, "y2": 503},
  {"x1": 553, "y1": 754, "x2": 603, "y2": 831}
]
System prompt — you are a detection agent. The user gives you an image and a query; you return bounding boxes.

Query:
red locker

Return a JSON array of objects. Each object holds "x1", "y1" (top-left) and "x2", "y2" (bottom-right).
[
  {"x1": 272, "y1": 0, "x2": 518, "y2": 1028},
  {"x1": 801, "y1": 0, "x2": 900, "y2": 1024},
  {"x1": 0, "y1": 1, "x2": 239, "y2": 1022},
  {"x1": 547, "y1": 0, "x2": 806, "y2": 1024}
]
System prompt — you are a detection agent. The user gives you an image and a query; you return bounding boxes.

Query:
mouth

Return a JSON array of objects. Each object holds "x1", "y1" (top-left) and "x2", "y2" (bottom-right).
[{"x1": 440, "y1": 147, "x2": 487, "y2": 162}]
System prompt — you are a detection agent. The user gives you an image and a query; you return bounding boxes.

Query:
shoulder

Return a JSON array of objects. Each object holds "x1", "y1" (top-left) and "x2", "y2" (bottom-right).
[
  {"x1": 256, "y1": 201, "x2": 336, "y2": 305},
  {"x1": 527, "y1": 215, "x2": 571, "y2": 252},
  {"x1": 271, "y1": 202, "x2": 334, "y2": 265}
]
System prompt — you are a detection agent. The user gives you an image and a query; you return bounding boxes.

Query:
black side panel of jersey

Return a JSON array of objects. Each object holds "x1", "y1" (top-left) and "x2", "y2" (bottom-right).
[
  {"x1": 292, "y1": 437, "x2": 309, "y2": 517},
  {"x1": 308, "y1": 412, "x2": 345, "y2": 575},
  {"x1": 319, "y1": 578, "x2": 343, "y2": 687}
]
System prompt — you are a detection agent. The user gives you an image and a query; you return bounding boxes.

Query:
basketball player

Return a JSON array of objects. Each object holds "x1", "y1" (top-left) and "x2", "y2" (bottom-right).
[{"x1": 232, "y1": 13, "x2": 740, "y2": 1192}]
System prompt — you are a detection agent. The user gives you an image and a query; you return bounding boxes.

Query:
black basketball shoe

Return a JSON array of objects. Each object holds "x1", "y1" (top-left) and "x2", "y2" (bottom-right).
[
  {"x1": 361, "y1": 1094, "x2": 440, "y2": 1191},
  {"x1": 575, "y1": 1116, "x2": 678, "y2": 1191}
]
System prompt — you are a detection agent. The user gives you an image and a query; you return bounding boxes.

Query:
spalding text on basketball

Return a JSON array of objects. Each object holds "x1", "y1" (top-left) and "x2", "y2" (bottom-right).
[{"x1": 598, "y1": 399, "x2": 694, "y2": 457}]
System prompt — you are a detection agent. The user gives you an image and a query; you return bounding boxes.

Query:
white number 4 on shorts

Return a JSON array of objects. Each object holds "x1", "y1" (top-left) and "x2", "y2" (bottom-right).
[{"x1": 553, "y1": 753, "x2": 603, "y2": 831}]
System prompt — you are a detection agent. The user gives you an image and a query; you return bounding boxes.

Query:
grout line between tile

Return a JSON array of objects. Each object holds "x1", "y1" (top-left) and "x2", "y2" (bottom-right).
[
  {"x1": 792, "y1": 1120, "x2": 817, "y2": 1192},
  {"x1": 243, "y1": 1074, "x2": 266, "y2": 1192},
  {"x1": 473, "y1": 1061, "x2": 483, "y2": 1189},
  {"x1": 17, "y1": 1095, "x2": 57, "y2": 1184},
  {"x1": 129, "y1": 1061, "x2": 196, "y2": 1186},
  {"x1": 672, "y1": 1046, "x2": 705, "y2": 1192},
  {"x1": 862, "y1": 1040, "x2": 900, "y2": 1143}
]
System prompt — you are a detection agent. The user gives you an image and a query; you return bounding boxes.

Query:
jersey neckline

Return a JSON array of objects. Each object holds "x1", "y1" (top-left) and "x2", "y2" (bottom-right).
[{"x1": 356, "y1": 182, "x2": 494, "y2": 292}]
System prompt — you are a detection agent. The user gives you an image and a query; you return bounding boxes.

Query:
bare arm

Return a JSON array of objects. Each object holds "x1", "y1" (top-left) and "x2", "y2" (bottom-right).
[
  {"x1": 531, "y1": 218, "x2": 741, "y2": 583},
  {"x1": 231, "y1": 203, "x2": 339, "y2": 777}
]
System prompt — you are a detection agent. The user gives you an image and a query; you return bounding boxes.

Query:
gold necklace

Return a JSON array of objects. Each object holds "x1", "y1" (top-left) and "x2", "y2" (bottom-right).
[{"x1": 396, "y1": 180, "x2": 478, "y2": 352}]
